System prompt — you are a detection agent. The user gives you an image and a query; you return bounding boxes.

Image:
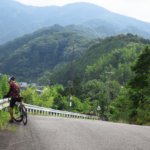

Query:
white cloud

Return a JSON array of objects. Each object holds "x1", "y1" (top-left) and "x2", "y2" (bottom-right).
[{"x1": 15, "y1": 0, "x2": 150, "y2": 23}]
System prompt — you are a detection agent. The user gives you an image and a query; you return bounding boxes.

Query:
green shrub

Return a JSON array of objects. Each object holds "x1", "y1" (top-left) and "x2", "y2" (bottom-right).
[{"x1": 0, "y1": 110, "x2": 10, "y2": 130}]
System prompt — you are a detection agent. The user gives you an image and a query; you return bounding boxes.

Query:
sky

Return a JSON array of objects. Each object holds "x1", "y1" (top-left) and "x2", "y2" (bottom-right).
[{"x1": 15, "y1": 0, "x2": 150, "y2": 23}]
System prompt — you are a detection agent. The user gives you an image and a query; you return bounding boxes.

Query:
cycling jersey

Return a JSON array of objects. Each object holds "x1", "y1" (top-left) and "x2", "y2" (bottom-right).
[{"x1": 8, "y1": 81, "x2": 20, "y2": 98}]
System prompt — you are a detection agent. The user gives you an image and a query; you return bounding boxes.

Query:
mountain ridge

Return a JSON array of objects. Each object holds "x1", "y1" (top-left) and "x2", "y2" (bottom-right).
[
  {"x1": 0, "y1": 24, "x2": 149, "y2": 83},
  {"x1": 0, "y1": 1, "x2": 150, "y2": 44},
  {"x1": 0, "y1": 25, "x2": 94, "y2": 81}
]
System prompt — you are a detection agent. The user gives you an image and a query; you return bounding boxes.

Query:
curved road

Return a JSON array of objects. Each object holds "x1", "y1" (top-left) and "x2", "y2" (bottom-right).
[{"x1": 1, "y1": 115, "x2": 150, "y2": 150}]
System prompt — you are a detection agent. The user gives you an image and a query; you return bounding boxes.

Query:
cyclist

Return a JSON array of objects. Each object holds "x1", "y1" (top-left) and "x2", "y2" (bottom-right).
[{"x1": 4, "y1": 76, "x2": 20, "y2": 123}]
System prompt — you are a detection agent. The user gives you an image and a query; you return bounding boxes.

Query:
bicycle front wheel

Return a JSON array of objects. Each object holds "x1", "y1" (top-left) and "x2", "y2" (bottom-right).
[
  {"x1": 13, "y1": 105, "x2": 23, "y2": 122},
  {"x1": 22, "y1": 105, "x2": 27, "y2": 125}
]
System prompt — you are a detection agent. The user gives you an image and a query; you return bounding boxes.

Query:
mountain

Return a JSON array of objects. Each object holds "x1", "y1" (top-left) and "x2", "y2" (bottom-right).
[
  {"x1": 50, "y1": 34, "x2": 150, "y2": 85},
  {"x1": 0, "y1": 0, "x2": 150, "y2": 44},
  {"x1": 0, "y1": 25, "x2": 150, "y2": 85},
  {"x1": 0, "y1": 25, "x2": 94, "y2": 81}
]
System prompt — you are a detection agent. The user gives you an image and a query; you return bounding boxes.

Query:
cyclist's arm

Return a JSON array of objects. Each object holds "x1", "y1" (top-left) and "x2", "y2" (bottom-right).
[{"x1": 3, "y1": 86, "x2": 11, "y2": 98}]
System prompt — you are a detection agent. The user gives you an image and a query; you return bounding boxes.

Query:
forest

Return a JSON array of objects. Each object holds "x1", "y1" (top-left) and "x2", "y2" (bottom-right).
[{"x1": 0, "y1": 33, "x2": 150, "y2": 125}]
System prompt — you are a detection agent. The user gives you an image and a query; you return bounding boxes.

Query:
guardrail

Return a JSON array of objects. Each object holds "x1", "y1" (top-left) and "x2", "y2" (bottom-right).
[
  {"x1": 0, "y1": 99, "x2": 98, "y2": 120},
  {"x1": 0, "y1": 98, "x2": 9, "y2": 110}
]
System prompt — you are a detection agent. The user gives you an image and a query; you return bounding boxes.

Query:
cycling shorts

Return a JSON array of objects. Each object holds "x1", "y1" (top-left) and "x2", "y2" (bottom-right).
[{"x1": 10, "y1": 97, "x2": 17, "y2": 108}]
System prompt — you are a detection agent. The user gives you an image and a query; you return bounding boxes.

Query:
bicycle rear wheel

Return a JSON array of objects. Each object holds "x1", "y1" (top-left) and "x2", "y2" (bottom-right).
[{"x1": 22, "y1": 105, "x2": 27, "y2": 125}]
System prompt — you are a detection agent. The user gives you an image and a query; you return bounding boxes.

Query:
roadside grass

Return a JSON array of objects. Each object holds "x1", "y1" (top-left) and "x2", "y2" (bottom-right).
[
  {"x1": 0, "y1": 110, "x2": 16, "y2": 131},
  {"x1": 144, "y1": 122, "x2": 150, "y2": 126}
]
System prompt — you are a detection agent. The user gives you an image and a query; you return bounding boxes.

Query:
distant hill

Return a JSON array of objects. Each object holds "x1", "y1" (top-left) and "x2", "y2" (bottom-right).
[
  {"x1": 50, "y1": 34, "x2": 150, "y2": 85},
  {"x1": 0, "y1": 0, "x2": 150, "y2": 44},
  {"x1": 0, "y1": 26, "x2": 150, "y2": 84},
  {"x1": 0, "y1": 25, "x2": 94, "y2": 81}
]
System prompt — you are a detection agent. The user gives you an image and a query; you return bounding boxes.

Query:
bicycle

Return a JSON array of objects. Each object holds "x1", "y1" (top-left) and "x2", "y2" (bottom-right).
[{"x1": 13, "y1": 97, "x2": 27, "y2": 125}]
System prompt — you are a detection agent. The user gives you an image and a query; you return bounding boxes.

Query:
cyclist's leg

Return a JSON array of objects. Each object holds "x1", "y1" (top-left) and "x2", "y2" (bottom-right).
[{"x1": 9, "y1": 98, "x2": 16, "y2": 123}]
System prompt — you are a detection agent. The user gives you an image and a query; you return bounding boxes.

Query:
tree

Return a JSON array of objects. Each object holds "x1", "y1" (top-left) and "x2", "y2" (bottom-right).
[
  {"x1": 21, "y1": 87, "x2": 36, "y2": 104},
  {"x1": 82, "y1": 99, "x2": 91, "y2": 114},
  {"x1": 130, "y1": 46, "x2": 150, "y2": 88},
  {"x1": 72, "y1": 96, "x2": 83, "y2": 112},
  {"x1": 108, "y1": 87, "x2": 132, "y2": 122},
  {"x1": 128, "y1": 46, "x2": 150, "y2": 124},
  {"x1": 0, "y1": 75, "x2": 9, "y2": 97},
  {"x1": 52, "y1": 95, "x2": 68, "y2": 110}
]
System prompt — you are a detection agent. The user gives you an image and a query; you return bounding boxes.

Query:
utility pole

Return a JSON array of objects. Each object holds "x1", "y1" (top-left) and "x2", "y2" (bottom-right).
[
  {"x1": 97, "y1": 105, "x2": 101, "y2": 119},
  {"x1": 67, "y1": 43, "x2": 76, "y2": 111},
  {"x1": 69, "y1": 95, "x2": 72, "y2": 111},
  {"x1": 67, "y1": 80, "x2": 73, "y2": 111}
]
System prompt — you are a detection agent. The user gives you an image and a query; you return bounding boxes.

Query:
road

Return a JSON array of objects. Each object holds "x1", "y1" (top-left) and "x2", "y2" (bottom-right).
[{"x1": 1, "y1": 115, "x2": 150, "y2": 150}]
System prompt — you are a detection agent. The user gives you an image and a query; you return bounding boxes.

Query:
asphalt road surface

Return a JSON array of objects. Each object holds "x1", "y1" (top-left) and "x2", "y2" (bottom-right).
[{"x1": 1, "y1": 115, "x2": 150, "y2": 150}]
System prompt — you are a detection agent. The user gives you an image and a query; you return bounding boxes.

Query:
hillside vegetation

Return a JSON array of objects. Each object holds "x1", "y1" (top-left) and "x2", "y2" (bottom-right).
[
  {"x1": 51, "y1": 34, "x2": 150, "y2": 85},
  {"x1": 0, "y1": 25, "x2": 94, "y2": 81},
  {"x1": 0, "y1": 26, "x2": 150, "y2": 125}
]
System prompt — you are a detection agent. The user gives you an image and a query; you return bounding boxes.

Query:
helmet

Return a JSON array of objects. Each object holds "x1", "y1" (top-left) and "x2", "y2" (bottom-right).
[{"x1": 8, "y1": 76, "x2": 15, "y2": 81}]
